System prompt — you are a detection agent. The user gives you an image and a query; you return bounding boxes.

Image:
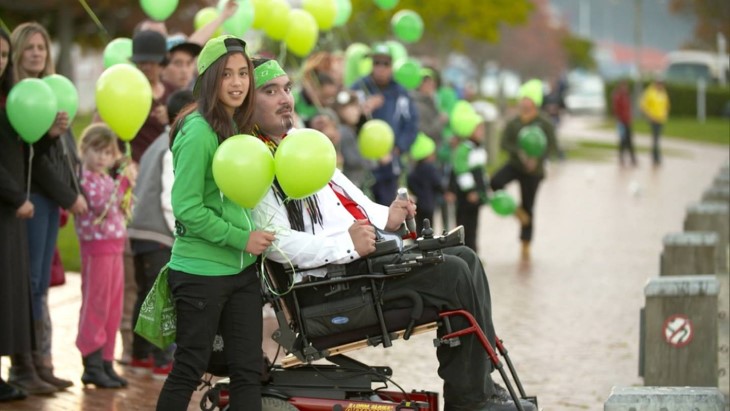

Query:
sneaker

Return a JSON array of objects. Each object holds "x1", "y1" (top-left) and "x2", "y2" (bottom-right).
[
  {"x1": 129, "y1": 356, "x2": 153, "y2": 374},
  {"x1": 482, "y1": 383, "x2": 536, "y2": 411},
  {"x1": 152, "y1": 362, "x2": 173, "y2": 380}
]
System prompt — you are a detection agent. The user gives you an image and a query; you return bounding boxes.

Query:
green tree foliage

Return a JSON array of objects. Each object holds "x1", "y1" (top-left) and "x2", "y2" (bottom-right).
[
  {"x1": 669, "y1": 0, "x2": 730, "y2": 49},
  {"x1": 562, "y1": 33, "x2": 596, "y2": 70},
  {"x1": 348, "y1": 0, "x2": 532, "y2": 49}
]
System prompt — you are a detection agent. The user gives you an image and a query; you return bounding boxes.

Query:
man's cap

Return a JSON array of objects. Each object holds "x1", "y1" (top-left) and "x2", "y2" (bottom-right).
[
  {"x1": 254, "y1": 59, "x2": 287, "y2": 89},
  {"x1": 166, "y1": 34, "x2": 202, "y2": 58},
  {"x1": 131, "y1": 30, "x2": 168, "y2": 64},
  {"x1": 196, "y1": 35, "x2": 247, "y2": 79},
  {"x1": 369, "y1": 42, "x2": 392, "y2": 58}
]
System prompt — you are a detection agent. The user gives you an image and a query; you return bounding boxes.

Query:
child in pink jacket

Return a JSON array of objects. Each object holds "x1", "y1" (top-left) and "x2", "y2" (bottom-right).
[{"x1": 74, "y1": 123, "x2": 135, "y2": 388}]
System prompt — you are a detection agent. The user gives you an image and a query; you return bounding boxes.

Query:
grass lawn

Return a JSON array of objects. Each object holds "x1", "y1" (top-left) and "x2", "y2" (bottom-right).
[{"x1": 603, "y1": 116, "x2": 730, "y2": 145}]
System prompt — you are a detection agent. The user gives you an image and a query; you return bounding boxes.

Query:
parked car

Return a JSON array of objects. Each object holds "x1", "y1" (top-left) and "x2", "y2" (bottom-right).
[{"x1": 564, "y1": 71, "x2": 606, "y2": 114}]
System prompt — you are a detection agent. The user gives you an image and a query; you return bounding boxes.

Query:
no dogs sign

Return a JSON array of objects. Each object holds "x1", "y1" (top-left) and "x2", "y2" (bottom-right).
[{"x1": 662, "y1": 314, "x2": 694, "y2": 348}]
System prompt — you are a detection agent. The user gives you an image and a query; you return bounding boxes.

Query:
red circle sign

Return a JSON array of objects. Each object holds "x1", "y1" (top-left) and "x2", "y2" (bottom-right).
[{"x1": 662, "y1": 314, "x2": 694, "y2": 348}]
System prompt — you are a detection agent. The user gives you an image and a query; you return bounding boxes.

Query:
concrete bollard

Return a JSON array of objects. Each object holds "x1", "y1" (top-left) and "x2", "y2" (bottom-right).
[
  {"x1": 642, "y1": 275, "x2": 719, "y2": 387},
  {"x1": 683, "y1": 203, "x2": 729, "y2": 273},
  {"x1": 661, "y1": 232, "x2": 719, "y2": 276},
  {"x1": 702, "y1": 185, "x2": 730, "y2": 203},
  {"x1": 604, "y1": 386, "x2": 726, "y2": 411}
]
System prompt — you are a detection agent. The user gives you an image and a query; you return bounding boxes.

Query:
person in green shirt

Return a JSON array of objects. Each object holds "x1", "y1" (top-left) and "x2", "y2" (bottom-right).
[
  {"x1": 490, "y1": 79, "x2": 558, "y2": 262},
  {"x1": 156, "y1": 35, "x2": 275, "y2": 411}
]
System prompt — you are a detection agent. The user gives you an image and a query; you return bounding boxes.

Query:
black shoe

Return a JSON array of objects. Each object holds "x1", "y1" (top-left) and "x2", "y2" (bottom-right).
[
  {"x1": 0, "y1": 381, "x2": 27, "y2": 402},
  {"x1": 483, "y1": 383, "x2": 536, "y2": 411}
]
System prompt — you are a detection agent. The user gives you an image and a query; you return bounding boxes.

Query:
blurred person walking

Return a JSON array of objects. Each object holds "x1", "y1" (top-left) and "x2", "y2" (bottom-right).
[
  {"x1": 612, "y1": 80, "x2": 637, "y2": 166},
  {"x1": 639, "y1": 78, "x2": 670, "y2": 166},
  {"x1": 8, "y1": 22, "x2": 87, "y2": 394}
]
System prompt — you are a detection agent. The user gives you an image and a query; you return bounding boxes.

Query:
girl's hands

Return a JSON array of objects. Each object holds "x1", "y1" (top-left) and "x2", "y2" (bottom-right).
[{"x1": 245, "y1": 231, "x2": 276, "y2": 255}]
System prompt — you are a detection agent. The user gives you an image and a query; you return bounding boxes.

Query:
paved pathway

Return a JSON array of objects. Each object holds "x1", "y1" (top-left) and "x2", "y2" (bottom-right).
[{"x1": 2, "y1": 115, "x2": 728, "y2": 410}]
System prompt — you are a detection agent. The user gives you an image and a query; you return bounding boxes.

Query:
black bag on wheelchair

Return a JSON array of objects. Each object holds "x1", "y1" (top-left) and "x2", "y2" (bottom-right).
[{"x1": 299, "y1": 293, "x2": 379, "y2": 338}]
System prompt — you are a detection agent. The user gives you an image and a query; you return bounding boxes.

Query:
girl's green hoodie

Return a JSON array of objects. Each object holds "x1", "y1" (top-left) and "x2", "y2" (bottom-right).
[{"x1": 168, "y1": 112, "x2": 256, "y2": 276}]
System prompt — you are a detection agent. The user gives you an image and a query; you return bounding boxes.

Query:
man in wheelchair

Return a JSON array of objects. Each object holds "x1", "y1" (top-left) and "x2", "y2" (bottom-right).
[{"x1": 248, "y1": 59, "x2": 536, "y2": 411}]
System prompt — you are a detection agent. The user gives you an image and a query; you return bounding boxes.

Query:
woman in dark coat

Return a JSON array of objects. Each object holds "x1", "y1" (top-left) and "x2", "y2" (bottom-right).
[{"x1": 0, "y1": 27, "x2": 32, "y2": 402}]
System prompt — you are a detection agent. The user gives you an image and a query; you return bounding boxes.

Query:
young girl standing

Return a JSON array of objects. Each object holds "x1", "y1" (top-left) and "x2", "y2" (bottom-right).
[
  {"x1": 74, "y1": 123, "x2": 134, "y2": 388},
  {"x1": 156, "y1": 35, "x2": 275, "y2": 411}
]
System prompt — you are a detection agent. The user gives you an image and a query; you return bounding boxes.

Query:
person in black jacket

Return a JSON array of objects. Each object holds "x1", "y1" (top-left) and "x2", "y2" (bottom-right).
[
  {"x1": 7, "y1": 22, "x2": 87, "y2": 394},
  {"x1": 0, "y1": 26, "x2": 34, "y2": 403}
]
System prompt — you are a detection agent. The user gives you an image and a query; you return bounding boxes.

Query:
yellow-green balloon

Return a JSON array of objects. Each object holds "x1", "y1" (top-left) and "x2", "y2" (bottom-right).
[
  {"x1": 6, "y1": 79, "x2": 58, "y2": 144},
  {"x1": 263, "y1": 0, "x2": 291, "y2": 40},
  {"x1": 212, "y1": 134, "x2": 275, "y2": 208},
  {"x1": 358, "y1": 119, "x2": 394, "y2": 160},
  {"x1": 103, "y1": 38, "x2": 132, "y2": 69},
  {"x1": 303, "y1": 0, "x2": 337, "y2": 31},
  {"x1": 195, "y1": 7, "x2": 223, "y2": 37},
  {"x1": 96, "y1": 65, "x2": 152, "y2": 142},
  {"x1": 140, "y1": 0, "x2": 178, "y2": 21},
  {"x1": 251, "y1": 0, "x2": 267, "y2": 29},
  {"x1": 274, "y1": 128, "x2": 336, "y2": 199},
  {"x1": 284, "y1": 9, "x2": 319, "y2": 57}
]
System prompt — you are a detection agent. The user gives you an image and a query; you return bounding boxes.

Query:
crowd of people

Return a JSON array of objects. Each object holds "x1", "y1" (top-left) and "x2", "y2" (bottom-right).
[{"x1": 0, "y1": 6, "x2": 670, "y2": 410}]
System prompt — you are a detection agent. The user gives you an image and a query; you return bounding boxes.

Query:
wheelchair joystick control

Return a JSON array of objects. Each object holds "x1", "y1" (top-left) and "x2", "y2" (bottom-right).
[
  {"x1": 421, "y1": 218, "x2": 434, "y2": 239},
  {"x1": 397, "y1": 188, "x2": 417, "y2": 239}
]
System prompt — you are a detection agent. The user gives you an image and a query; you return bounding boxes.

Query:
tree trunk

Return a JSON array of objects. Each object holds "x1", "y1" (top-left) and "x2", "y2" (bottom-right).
[{"x1": 55, "y1": 5, "x2": 74, "y2": 79}]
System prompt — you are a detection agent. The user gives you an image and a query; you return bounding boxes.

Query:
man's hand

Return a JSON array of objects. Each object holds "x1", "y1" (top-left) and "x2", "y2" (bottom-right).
[
  {"x1": 220, "y1": 0, "x2": 239, "y2": 19},
  {"x1": 70, "y1": 194, "x2": 88, "y2": 215},
  {"x1": 467, "y1": 191, "x2": 479, "y2": 204},
  {"x1": 518, "y1": 150, "x2": 538, "y2": 173},
  {"x1": 362, "y1": 94, "x2": 384, "y2": 115},
  {"x1": 48, "y1": 112, "x2": 70, "y2": 138},
  {"x1": 385, "y1": 197, "x2": 416, "y2": 232},
  {"x1": 16, "y1": 200, "x2": 34, "y2": 219},
  {"x1": 246, "y1": 231, "x2": 276, "y2": 255},
  {"x1": 349, "y1": 220, "x2": 376, "y2": 257}
]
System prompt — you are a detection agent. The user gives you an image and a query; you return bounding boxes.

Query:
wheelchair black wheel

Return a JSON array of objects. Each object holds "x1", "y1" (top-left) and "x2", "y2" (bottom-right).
[{"x1": 262, "y1": 396, "x2": 298, "y2": 411}]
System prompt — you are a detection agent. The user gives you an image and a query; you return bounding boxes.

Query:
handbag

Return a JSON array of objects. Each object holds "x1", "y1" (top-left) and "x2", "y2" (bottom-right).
[{"x1": 134, "y1": 265, "x2": 176, "y2": 349}]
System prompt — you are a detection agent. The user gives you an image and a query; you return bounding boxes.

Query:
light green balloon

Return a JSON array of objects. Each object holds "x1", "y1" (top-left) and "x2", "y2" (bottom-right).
[
  {"x1": 391, "y1": 9, "x2": 424, "y2": 44},
  {"x1": 274, "y1": 129, "x2": 336, "y2": 199},
  {"x1": 6, "y1": 79, "x2": 58, "y2": 144},
  {"x1": 42, "y1": 74, "x2": 79, "y2": 122},
  {"x1": 491, "y1": 190, "x2": 517, "y2": 216},
  {"x1": 219, "y1": 0, "x2": 255, "y2": 37},
  {"x1": 334, "y1": 0, "x2": 352, "y2": 27},
  {"x1": 212, "y1": 134, "x2": 274, "y2": 208},
  {"x1": 393, "y1": 58, "x2": 422, "y2": 90},
  {"x1": 374, "y1": 0, "x2": 398, "y2": 10},
  {"x1": 103, "y1": 38, "x2": 132, "y2": 69},
  {"x1": 194, "y1": 7, "x2": 223, "y2": 37},
  {"x1": 140, "y1": 0, "x2": 178, "y2": 21},
  {"x1": 343, "y1": 43, "x2": 370, "y2": 86},
  {"x1": 385, "y1": 40, "x2": 408, "y2": 67}
]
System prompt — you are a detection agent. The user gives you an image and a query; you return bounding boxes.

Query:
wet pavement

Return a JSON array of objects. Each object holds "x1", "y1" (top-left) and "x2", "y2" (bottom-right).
[{"x1": 2, "y1": 115, "x2": 728, "y2": 410}]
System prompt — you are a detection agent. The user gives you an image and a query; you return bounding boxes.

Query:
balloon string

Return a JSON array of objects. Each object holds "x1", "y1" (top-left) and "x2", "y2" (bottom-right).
[
  {"x1": 277, "y1": 41, "x2": 287, "y2": 66},
  {"x1": 26, "y1": 144, "x2": 34, "y2": 200},
  {"x1": 257, "y1": 209, "x2": 296, "y2": 297},
  {"x1": 77, "y1": 0, "x2": 111, "y2": 42}
]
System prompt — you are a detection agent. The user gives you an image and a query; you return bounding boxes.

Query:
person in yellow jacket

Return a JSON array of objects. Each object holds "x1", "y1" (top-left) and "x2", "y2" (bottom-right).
[{"x1": 639, "y1": 79, "x2": 670, "y2": 165}]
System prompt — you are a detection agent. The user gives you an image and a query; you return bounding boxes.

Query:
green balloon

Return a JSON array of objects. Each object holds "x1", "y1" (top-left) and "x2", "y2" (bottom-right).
[
  {"x1": 140, "y1": 0, "x2": 178, "y2": 21},
  {"x1": 391, "y1": 10, "x2": 424, "y2": 43},
  {"x1": 385, "y1": 40, "x2": 408, "y2": 67},
  {"x1": 393, "y1": 58, "x2": 422, "y2": 90},
  {"x1": 490, "y1": 190, "x2": 517, "y2": 216},
  {"x1": 219, "y1": 0, "x2": 255, "y2": 37},
  {"x1": 212, "y1": 134, "x2": 274, "y2": 208},
  {"x1": 437, "y1": 86, "x2": 458, "y2": 114},
  {"x1": 334, "y1": 0, "x2": 352, "y2": 26},
  {"x1": 374, "y1": 0, "x2": 398, "y2": 10},
  {"x1": 343, "y1": 43, "x2": 370, "y2": 86},
  {"x1": 7, "y1": 79, "x2": 58, "y2": 144},
  {"x1": 275, "y1": 129, "x2": 336, "y2": 199},
  {"x1": 42, "y1": 74, "x2": 79, "y2": 122},
  {"x1": 518, "y1": 125, "x2": 547, "y2": 157},
  {"x1": 103, "y1": 38, "x2": 132, "y2": 69},
  {"x1": 358, "y1": 119, "x2": 394, "y2": 160}
]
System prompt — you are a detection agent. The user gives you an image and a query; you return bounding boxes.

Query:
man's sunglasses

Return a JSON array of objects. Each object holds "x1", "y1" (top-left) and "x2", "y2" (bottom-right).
[{"x1": 373, "y1": 60, "x2": 392, "y2": 67}]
